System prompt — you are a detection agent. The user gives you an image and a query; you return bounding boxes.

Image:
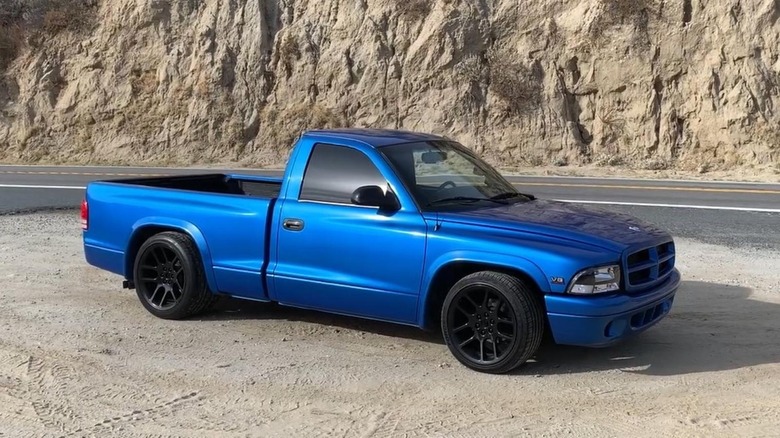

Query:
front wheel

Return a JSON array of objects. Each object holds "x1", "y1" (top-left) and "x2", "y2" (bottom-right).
[
  {"x1": 133, "y1": 231, "x2": 216, "y2": 320},
  {"x1": 441, "y1": 271, "x2": 544, "y2": 374}
]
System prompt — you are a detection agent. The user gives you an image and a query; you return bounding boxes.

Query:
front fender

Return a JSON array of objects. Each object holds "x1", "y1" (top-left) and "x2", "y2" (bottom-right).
[
  {"x1": 128, "y1": 217, "x2": 219, "y2": 293},
  {"x1": 417, "y1": 250, "x2": 550, "y2": 327}
]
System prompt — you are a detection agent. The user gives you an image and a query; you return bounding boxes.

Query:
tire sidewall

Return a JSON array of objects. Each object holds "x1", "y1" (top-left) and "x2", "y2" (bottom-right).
[
  {"x1": 441, "y1": 274, "x2": 539, "y2": 373},
  {"x1": 133, "y1": 233, "x2": 202, "y2": 319}
]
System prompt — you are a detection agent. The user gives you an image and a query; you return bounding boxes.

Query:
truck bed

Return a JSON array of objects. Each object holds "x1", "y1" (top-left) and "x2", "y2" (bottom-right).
[
  {"x1": 84, "y1": 172, "x2": 284, "y2": 302},
  {"x1": 116, "y1": 173, "x2": 282, "y2": 198}
]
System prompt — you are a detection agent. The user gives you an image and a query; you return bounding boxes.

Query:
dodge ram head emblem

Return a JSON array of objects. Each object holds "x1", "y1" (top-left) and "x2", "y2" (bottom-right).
[{"x1": 628, "y1": 226, "x2": 641, "y2": 231}]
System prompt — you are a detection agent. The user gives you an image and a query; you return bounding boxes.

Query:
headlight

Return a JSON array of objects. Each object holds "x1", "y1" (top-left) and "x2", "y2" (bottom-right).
[{"x1": 567, "y1": 265, "x2": 621, "y2": 294}]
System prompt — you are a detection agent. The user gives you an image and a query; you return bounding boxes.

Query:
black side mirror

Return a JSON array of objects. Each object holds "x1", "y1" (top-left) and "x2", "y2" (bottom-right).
[{"x1": 351, "y1": 185, "x2": 400, "y2": 211}]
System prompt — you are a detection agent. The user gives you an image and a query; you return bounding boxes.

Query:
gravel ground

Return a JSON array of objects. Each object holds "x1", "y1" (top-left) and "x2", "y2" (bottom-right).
[{"x1": 1, "y1": 212, "x2": 779, "y2": 437}]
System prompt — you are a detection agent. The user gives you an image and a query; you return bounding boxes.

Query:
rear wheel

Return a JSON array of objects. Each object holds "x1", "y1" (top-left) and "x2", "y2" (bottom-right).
[
  {"x1": 133, "y1": 231, "x2": 216, "y2": 319},
  {"x1": 441, "y1": 271, "x2": 544, "y2": 374}
]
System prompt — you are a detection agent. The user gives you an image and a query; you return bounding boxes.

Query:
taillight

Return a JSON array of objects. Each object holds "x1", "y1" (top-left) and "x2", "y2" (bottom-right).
[{"x1": 80, "y1": 199, "x2": 88, "y2": 230}]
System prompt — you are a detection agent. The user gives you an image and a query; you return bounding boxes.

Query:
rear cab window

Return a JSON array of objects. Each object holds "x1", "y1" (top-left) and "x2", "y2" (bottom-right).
[{"x1": 299, "y1": 143, "x2": 387, "y2": 204}]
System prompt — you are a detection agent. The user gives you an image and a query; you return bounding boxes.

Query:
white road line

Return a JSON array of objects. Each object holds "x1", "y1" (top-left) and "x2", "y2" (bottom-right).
[
  {"x1": 510, "y1": 175, "x2": 780, "y2": 186},
  {"x1": 555, "y1": 199, "x2": 780, "y2": 213},
  {"x1": 1, "y1": 184, "x2": 777, "y2": 212},
  {"x1": 0, "y1": 184, "x2": 85, "y2": 190}
]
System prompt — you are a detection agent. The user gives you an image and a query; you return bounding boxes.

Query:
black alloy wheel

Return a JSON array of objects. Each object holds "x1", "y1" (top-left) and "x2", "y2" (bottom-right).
[
  {"x1": 137, "y1": 244, "x2": 185, "y2": 311},
  {"x1": 133, "y1": 231, "x2": 216, "y2": 319},
  {"x1": 447, "y1": 285, "x2": 516, "y2": 365},
  {"x1": 442, "y1": 271, "x2": 544, "y2": 374}
]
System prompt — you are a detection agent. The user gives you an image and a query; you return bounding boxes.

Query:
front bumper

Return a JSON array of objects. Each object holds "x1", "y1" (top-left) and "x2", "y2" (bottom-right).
[{"x1": 544, "y1": 268, "x2": 680, "y2": 347}]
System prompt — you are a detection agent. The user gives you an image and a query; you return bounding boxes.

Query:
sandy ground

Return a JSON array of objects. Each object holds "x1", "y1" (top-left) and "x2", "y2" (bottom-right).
[{"x1": 1, "y1": 212, "x2": 779, "y2": 438}]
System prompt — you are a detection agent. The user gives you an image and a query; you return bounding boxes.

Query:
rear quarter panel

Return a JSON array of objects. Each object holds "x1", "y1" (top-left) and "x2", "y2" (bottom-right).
[{"x1": 83, "y1": 182, "x2": 274, "y2": 300}]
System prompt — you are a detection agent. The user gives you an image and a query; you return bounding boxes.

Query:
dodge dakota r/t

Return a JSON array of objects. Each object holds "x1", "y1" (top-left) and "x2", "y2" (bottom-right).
[{"x1": 82, "y1": 128, "x2": 680, "y2": 373}]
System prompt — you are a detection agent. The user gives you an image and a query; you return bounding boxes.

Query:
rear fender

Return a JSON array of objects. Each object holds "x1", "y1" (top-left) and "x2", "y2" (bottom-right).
[{"x1": 127, "y1": 217, "x2": 219, "y2": 293}]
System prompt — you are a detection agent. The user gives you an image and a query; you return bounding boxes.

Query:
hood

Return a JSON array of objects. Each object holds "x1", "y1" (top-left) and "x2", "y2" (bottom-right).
[{"x1": 436, "y1": 200, "x2": 672, "y2": 252}]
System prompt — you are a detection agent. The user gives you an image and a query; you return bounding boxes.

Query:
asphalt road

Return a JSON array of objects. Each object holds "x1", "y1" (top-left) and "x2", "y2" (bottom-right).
[{"x1": 1, "y1": 165, "x2": 778, "y2": 249}]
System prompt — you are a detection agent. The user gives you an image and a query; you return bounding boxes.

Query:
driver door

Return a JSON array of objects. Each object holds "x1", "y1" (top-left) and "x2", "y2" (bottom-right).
[{"x1": 272, "y1": 143, "x2": 428, "y2": 324}]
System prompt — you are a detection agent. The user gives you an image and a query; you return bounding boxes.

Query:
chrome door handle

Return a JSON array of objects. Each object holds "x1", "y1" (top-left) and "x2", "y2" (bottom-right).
[{"x1": 282, "y1": 218, "x2": 304, "y2": 231}]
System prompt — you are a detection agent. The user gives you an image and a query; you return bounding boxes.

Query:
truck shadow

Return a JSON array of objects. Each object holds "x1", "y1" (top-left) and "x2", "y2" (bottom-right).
[
  {"x1": 201, "y1": 280, "x2": 780, "y2": 375},
  {"x1": 522, "y1": 280, "x2": 780, "y2": 376},
  {"x1": 203, "y1": 299, "x2": 444, "y2": 345}
]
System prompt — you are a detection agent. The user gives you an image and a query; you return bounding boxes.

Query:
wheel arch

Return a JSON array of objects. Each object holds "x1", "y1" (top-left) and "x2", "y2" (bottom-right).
[
  {"x1": 126, "y1": 218, "x2": 218, "y2": 293},
  {"x1": 418, "y1": 254, "x2": 550, "y2": 330}
]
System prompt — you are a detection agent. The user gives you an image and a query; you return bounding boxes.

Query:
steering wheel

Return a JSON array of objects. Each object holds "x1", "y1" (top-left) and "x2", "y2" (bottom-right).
[{"x1": 438, "y1": 181, "x2": 457, "y2": 190}]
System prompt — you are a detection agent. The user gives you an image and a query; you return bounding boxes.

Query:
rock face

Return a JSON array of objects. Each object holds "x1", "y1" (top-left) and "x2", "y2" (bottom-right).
[{"x1": 0, "y1": 0, "x2": 779, "y2": 172}]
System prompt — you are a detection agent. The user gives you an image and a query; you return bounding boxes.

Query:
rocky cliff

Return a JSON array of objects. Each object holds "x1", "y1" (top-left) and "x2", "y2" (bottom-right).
[{"x1": 1, "y1": 0, "x2": 779, "y2": 174}]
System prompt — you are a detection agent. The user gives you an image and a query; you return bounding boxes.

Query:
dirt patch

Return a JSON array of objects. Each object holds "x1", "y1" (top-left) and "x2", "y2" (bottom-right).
[{"x1": 1, "y1": 212, "x2": 779, "y2": 436}]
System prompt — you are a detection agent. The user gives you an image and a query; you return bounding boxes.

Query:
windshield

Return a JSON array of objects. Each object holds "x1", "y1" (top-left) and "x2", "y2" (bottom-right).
[{"x1": 379, "y1": 141, "x2": 531, "y2": 210}]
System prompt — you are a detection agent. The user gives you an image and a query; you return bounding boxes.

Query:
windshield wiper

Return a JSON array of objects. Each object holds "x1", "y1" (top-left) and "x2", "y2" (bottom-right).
[
  {"x1": 489, "y1": 192, "x2": 536, "y2": 201},
  {"x1": 427, "y1": 196, "x2": 508, "y2": 207}
]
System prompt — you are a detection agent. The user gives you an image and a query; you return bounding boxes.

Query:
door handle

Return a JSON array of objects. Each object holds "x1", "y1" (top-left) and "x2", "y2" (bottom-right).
[{"x1": 283, "y1": 218, "x2": 304, "y2": 231}]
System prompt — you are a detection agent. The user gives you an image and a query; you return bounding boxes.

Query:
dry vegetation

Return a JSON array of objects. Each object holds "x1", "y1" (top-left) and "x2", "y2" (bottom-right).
[
  {"x1": 599, "y1": 0, "x2": 655, "y2": 19},
  {"x1": 397, "y1": 0, "x2": 432, "y2": 21},
  {"x1": 0, "y1": 0, "x2": 94, "y2": 71},
  {"x1": 591, "y1": 0, "x2": 656, "y2": 40},
  {"x1": 456, "y1": 56, "x2": 486, "y2": 85},
  {"x1": 277, "y1": 34, "x2": 301, "y2": 77},
  {"x1": 488, "y1": 52, "x2": 543, "y2": 116},
  {"x1": 0, "y1": 24, "x2": 24, "y2": 69},
  {"x1": 0, "y1": 1, "x2": 26, "y2": 70},
  {"x1": 0, "y1": 0, "x2": 26, "y2": 27},
  {"x1": 40, "y1": 2, "x2": 90, "y2": 34},
  {"x1": 262, "y1": 103, "x2": 346, "y2": 155},
  {"x1": 457, "y1": 49, "x2": 543, "y2": 117},
  {"x1": 130, "y1": 69, "x2": 158, "y2": 95}
]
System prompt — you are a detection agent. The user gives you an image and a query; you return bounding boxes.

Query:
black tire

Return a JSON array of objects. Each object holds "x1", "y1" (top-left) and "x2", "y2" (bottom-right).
[
  {"x1": 441, "y1": 271, "x2": 544, "y2": 374},
  {"x1": 133, "y1": 231, "x2": 216, "y2": 320}
]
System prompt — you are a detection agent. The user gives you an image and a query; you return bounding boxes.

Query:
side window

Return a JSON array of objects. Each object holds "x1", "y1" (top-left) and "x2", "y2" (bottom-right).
[{"x1": 300, "y1": 144, "x2": 387, "y2": 204}]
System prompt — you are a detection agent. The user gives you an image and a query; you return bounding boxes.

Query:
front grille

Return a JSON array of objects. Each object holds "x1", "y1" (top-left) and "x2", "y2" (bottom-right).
[{"x1": 624, "y1": 241, "x2": 675, "y2": 291}]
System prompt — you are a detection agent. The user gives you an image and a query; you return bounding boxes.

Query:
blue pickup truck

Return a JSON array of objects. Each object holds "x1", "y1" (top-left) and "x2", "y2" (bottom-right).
[{"x1": 82, "y1": 129, "x2": 680, "y2": 373}]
